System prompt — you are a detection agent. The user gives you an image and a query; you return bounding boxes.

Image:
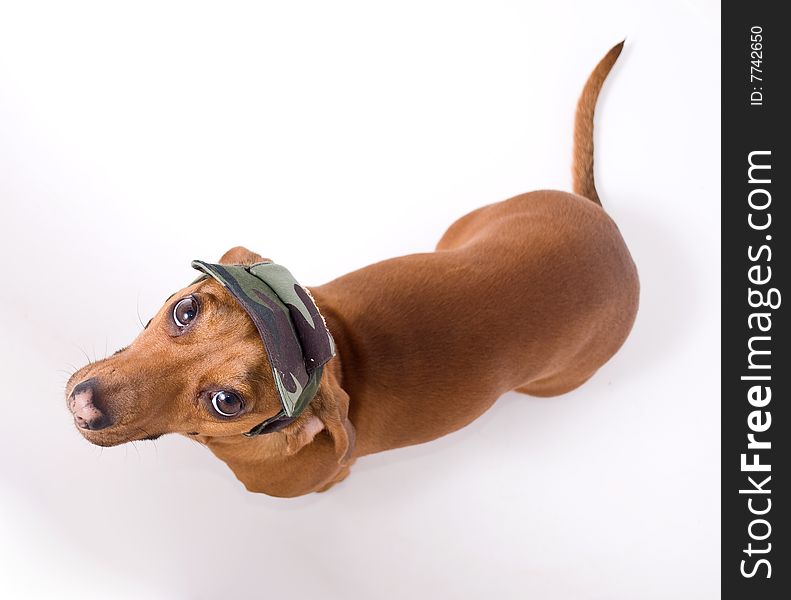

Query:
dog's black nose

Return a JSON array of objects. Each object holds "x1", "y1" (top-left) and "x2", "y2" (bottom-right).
[{"x1": 69, "y1": 378, "x2": 113, "y2": 431}]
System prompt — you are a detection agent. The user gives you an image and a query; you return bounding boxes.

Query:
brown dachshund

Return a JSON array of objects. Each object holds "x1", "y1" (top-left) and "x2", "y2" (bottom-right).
[{"x1": 66, "y1": 42, "x2": 638, "y2": 497}]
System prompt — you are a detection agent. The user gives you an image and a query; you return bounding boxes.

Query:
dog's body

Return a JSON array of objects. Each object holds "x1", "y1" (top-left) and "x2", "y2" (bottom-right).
[
  {"x1": 67, "y1": 43, "x2": 638, "y2": 497},
  {"x1": 315, "y1": 189, "x2": 637, "y2": 456}
]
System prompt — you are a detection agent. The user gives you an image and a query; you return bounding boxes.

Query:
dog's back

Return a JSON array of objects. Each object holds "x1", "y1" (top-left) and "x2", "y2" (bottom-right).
[
  {"x1": 315, "y1": 196, "x2": 638, "y2": 455},
  {"x1": 313, "y1": 43, "x2": 638, "y2": 456}
]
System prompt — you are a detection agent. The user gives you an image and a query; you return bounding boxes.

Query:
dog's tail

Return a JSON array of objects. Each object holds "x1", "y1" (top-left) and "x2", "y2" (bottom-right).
[{"x1": 571, "y1": 41, "x2": 624, "y2": 206}]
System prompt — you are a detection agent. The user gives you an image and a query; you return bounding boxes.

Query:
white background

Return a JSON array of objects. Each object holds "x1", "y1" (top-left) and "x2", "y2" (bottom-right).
[{"x1": 0, "y1": 1, "x2": 720, "y2": 598}]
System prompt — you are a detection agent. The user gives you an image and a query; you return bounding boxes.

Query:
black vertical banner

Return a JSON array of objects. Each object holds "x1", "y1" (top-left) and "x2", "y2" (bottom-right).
[{"x1": 723, "y1": 1, "x2": 790, "y2": 598}]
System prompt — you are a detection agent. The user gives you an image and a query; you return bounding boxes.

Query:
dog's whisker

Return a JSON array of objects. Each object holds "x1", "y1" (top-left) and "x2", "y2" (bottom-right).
[
  {"x1": 183, "y1": 434, "x2": 204, "y2": 450},
  {"x1": 130, "y1": 440, "x2": 141, "y2": 461},
  {"x1": 132, "y1": 427, "x2": 161, "y2": 456},
  {"x1": 74, "y1": 344, "x2": 93, "y2": 366},
  {"x1": 136, "y1": 291, "x2": 146, "y2": 331}
]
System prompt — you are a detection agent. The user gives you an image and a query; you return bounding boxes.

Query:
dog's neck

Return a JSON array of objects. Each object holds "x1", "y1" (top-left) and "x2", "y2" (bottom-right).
[{"x1": 193, "y1": 392, "x2": 346, "y2": 497}]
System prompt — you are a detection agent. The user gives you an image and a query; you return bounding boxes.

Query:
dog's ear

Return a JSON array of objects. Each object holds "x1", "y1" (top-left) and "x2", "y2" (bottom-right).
[
  {"x1": 310, "y1": 367, "x2": 356, "y2": 465},
  {"x1": 218, "y1": 246, "x2": 267, "y2": 265}
]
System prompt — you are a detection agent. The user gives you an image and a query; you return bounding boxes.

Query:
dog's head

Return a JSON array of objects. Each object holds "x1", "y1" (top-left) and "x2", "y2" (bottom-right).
[{"x1": 65, "y1": 246, "x2": 314, "y2": 447}]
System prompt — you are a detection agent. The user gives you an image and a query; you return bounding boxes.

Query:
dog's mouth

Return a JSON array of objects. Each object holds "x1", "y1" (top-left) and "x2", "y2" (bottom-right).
[{"x1": 74, "y1": 423, "x2": 165, "y2": 447}]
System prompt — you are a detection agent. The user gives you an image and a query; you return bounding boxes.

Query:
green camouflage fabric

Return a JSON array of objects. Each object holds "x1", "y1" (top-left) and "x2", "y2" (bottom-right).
[{"x1": 191, "y1": 260, "x2": 335, "y2": 422}]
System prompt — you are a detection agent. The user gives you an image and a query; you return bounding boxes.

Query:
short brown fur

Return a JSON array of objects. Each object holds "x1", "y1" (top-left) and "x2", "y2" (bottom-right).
[{"x1": 66, "y1": 43, "x2": 638, "y2": 497}]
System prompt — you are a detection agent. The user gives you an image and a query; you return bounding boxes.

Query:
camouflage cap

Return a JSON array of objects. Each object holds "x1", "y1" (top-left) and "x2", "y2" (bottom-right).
[{"x1": 191, "y1": 259, "x2": 335, "y2": 428}]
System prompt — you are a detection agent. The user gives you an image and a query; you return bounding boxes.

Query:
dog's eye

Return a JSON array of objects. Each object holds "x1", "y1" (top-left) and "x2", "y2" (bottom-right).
[
  {"x1": 211, "y1": 391, "x2": 243, "y2": 417},
  {"x1": 173, "y1": 296, "x2": 198, "y2": 328}
]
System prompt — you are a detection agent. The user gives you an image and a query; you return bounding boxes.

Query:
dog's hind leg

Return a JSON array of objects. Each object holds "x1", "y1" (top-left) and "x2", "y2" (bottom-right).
[{"x1": 513, "y1": 372, "x2": 595, "y2": 397}]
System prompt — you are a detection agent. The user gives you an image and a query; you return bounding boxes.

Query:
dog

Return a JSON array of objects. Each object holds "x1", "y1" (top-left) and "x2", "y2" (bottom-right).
[{"x1": 66, "y1": 42, "x2": 638, "y2": 497}]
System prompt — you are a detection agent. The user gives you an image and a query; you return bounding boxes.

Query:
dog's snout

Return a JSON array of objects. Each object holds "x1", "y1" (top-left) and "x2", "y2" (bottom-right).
[{"x1": 69, "y1": 378, "x2": 113, "y2": 431}]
